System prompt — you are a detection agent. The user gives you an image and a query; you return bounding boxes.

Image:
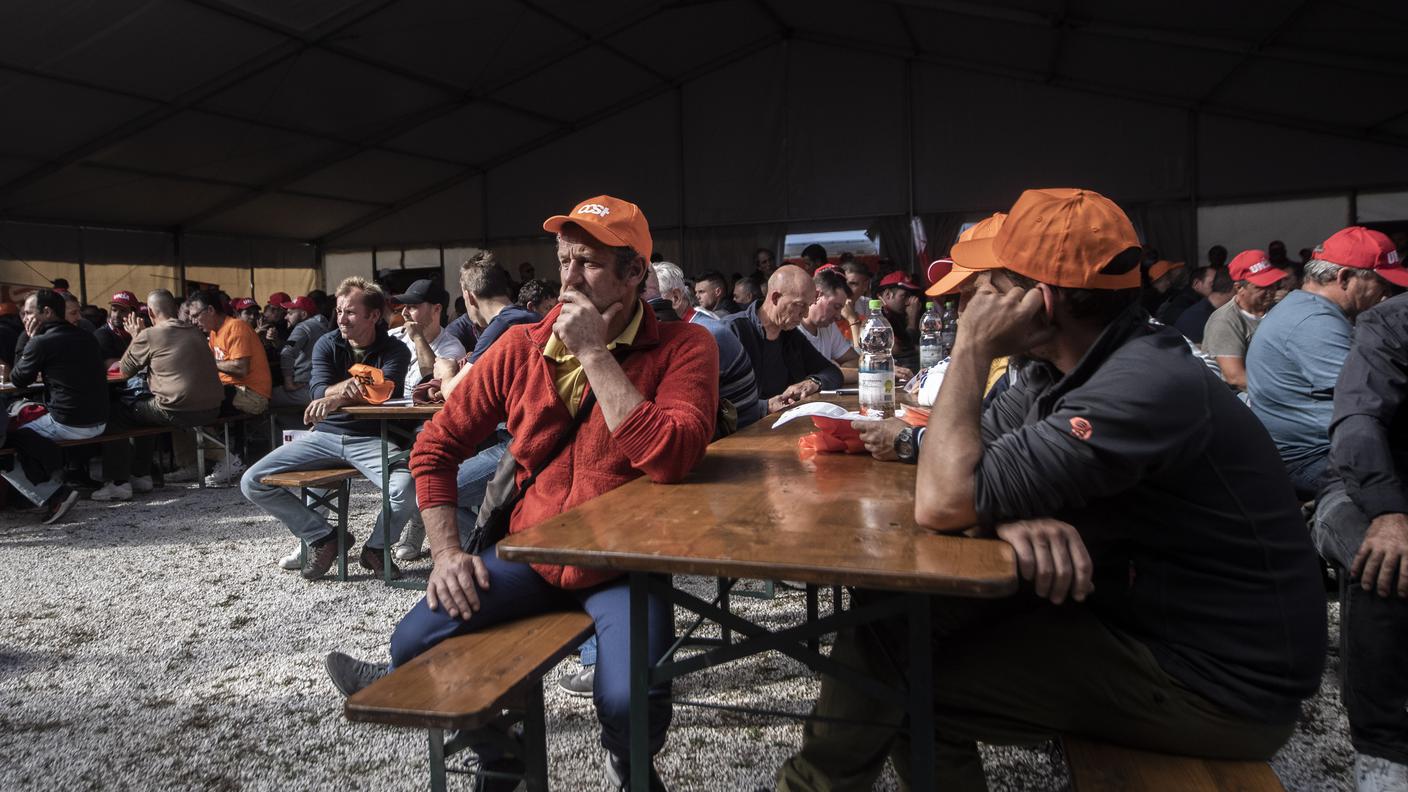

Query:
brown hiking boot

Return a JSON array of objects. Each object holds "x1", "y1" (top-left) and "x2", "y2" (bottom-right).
[
  {"x1": 300, "y1": 530, "x2": 352, "y2": 581},
  {"x1": 359, "y1": 546, "x2": 402, "y2": 580}
]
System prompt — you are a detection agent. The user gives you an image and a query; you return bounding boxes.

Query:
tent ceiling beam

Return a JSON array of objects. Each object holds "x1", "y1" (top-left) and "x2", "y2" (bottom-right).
[
  {"x1": 0, "y1": 0, "x2": 400, "y2": 203},
  {"x1": 1194, "y1": 0, "x2": 1316, "y2": 108},
  {"x1": 316, "y1": 31, "x2": 785, "y2": 245}
]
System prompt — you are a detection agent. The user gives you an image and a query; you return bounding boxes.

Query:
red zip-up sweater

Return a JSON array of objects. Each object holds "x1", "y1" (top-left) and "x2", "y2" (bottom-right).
[{"x1": 410, "y1": 301, "x2": 719, "y2": 589}]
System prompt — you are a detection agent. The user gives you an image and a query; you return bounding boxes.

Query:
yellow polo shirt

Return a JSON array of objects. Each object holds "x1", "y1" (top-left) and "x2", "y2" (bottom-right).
[{"x1": 543, "y1": 302, "x2": 643, "y2": 416}]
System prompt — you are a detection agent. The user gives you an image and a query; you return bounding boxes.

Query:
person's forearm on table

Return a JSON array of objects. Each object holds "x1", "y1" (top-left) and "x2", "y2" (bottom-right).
[
  {"x1": 915, "y1": 336, "x2": 992, "y2": 532},
  {"x1": 578, "y1": 347, "x2": 644, "y2": 430}
]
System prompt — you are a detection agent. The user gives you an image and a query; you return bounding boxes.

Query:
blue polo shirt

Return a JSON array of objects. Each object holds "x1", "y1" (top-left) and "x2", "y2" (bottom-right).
[{"x1": 1246, "y1": 289, "x2": 1352, "y2": 466}]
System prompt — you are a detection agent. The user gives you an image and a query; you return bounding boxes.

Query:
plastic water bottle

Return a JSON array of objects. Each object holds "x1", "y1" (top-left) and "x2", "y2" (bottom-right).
[
  {"x1": 919, "y1": 301, "x2": 942, "y2": 370},
  {"x1": 858, "y1": 299, "x2": 896, "y2": 418},
  {"x1": 938, "y1": 300, "x2": 958, "y2": 358}
]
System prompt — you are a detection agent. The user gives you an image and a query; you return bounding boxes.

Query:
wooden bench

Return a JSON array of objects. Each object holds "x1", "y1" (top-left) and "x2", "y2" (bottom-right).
[
  {"x1": 258, "y1": 468, "x2": 360, "y2": 581},
  {"x1": 346, "y1": 610, "x2": 595, "y2": 792},
  {"x1": 1063, "y1": 737, "x2": 1286, "y2": 792}
]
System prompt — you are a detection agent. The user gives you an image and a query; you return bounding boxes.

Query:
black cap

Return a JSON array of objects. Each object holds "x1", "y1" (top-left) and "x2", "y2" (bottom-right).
[{"x1": 392, "y1": 279, "x2": 448, "y2": 306}]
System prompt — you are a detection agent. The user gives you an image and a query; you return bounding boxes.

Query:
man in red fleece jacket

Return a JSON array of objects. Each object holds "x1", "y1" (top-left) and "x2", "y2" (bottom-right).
[{"x1": 326, "y1": 195, "x2": 718, "y2": 790}]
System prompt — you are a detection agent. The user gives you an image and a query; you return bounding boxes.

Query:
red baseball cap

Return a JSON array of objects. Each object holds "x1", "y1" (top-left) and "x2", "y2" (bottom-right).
[
  {"x1": 267, "y1": 291, "x2": 291, "y2": 306},
  {"x1": 926, "y1": 258, "x2": 954, "y2": 286},
  {"x1": 1228, "y1": 249, "x2": 1290, "y2": 288},
  {"x1": 1314, "y1": 227, "x2": 1408, "y2": 287},
  {"x1": 231, "y1": 297, "x2": 258, "y2": 312},
  {"x1": 878, "y1": 272, "x2": 920, "y2": 292},
  {"x1": 813, "y1": 263, "x2": 838, "y2": 274},
  {"x1": 543, "y1": 195, "x2": 653, "y2": 264},
  {"x1": 109, "y1": 291, "x2": 139, "y2": 310},
  {"x1": 282, "y1": 295, "x2": 316, "y2": 312}
]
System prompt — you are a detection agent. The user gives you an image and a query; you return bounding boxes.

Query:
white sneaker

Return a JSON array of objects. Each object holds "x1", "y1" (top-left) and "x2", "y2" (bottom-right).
[
  {"x1": 393, "y1": 515, "x2": 426, "y2": 561},
  {"x1": 278, "y1": 544, "x2": 305, "y2": 570},
  {"x1": 91, "y1": 482, "x2": 133, "y2": 501},
  {"x1": 1358, "y1": 754, "x2": 1408, "y2": 792},
  {"x1": 166, "y1": 466, "x2": 201, "y2": 483},
  {"x1": 130, "y1": 475, "x2": 154, "y2": 493},
  {"x1": 204, "y1": 455, "x2": 246, "y2": 487}
]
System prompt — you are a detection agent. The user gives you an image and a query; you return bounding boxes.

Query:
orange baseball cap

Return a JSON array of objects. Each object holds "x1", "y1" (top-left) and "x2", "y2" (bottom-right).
[
  {"x1": 543, "y1": 195, "x2": 653, "y2": 264},
  {"x1": 1228, "y1": 249, "x2": 1290, "y2": 288},
  {"x1": 926, "y1": 213, "x2": 1007, "y2": 296},
  {"x1": 1147, "y1": 260, "x2": 1185, "y2": 281},
  {"x1": 347, "y1": 363, "x2": 396, "y2": 404},
  {"x1": 950, "y1": 189, "x2": 1142, "y2": 290},
  {"x1": 0, "y1": 302, "x2": 17, "y2": 317},
  {"x1": 1315, "y1": 227, "x2": 1408, "y2": 287}
]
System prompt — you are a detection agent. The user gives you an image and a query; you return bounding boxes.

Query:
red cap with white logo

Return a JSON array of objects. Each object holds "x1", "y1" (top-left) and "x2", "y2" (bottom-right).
[
  {"x1": 1227, "y1": 249, "x2": 1290, "y2": 288},
  {"x1": 1314, "y1": 227, "x2": 1408, "y2": 288}
]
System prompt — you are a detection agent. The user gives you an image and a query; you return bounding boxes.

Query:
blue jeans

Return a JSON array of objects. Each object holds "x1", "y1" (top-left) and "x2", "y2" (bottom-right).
[
  {"x1": 454, "y1": 433, "x2": 510, "y2": 547},
  {"x1": 389, "y1": 544, "x2": 674, "y2": 758},
  {"x1": 238, "y1": 429, "x2": 415, "y2": 549},
  {"x1": 1285, "y1": 453, "x2": 1331, "y2": 501}
]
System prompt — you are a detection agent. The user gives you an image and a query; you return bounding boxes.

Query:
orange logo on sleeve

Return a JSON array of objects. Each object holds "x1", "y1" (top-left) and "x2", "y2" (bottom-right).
[{"x1": 1069, "y1": 416, "x2": 1093, "y2": 441}]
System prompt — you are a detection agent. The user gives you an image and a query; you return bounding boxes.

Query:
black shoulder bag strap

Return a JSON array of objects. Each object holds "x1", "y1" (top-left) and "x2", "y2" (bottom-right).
[{"x1": 467, "y1": 389, "x2": 600, "y2": 554}]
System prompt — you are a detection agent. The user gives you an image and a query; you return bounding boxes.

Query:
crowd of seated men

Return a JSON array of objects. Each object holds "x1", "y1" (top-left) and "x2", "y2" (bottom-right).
[{"x1": 8, "y1": 188, "x2": 1405, "y2": 792}]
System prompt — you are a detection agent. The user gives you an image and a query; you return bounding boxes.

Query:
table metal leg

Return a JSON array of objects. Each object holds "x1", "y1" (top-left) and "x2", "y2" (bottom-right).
[
  {"x1": 628, "y1": 572, "x2": 650, "y2": 792},
  {"x1": 337, "y1": 481, "x2": 349, "y2": 582},
  {"x1": 908, "y1": 593, "x2": 935, "y2": 792},
  {"x1": 194, "y1": 429, "x2": 205, "y2": 489},
  {"x1": 379, "y1": 419, "x2": 392, "y2": 584},
  {"x1": 427, "y1": 728, "x2": 447, "y2": 792},
  {"x1": 523, "y1": 681, "x2": 549, "y2": 792},
  {"x1": 716, "y1": 577, "x2": 731, "y2": 646}
]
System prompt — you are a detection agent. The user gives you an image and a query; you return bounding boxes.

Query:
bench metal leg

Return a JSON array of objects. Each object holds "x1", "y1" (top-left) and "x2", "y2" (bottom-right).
[
  {"x1": 194, "y1": 429, "x2": 205, "y2": 489},
  {"x1": 522, "y1": 681, "x2": 549, "y2": 792},
  {"x1": 337, "y1": 481, "x2": 349, "y2": 582},
  {"x1": 427, "y1": 728, "x2": 447, "y2": 792},
  {"x1": 806, "y1": 584, "x2": 820, "y2": 654}
]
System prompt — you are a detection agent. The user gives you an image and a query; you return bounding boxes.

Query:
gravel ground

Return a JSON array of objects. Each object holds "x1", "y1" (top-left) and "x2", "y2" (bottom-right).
[{"x1": 0, "y1": 480, "x2": 1355, "y2": 791}]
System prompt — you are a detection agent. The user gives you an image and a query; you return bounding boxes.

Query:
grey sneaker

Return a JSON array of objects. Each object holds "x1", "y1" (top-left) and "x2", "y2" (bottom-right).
[
  {"x1": 324, "y1": 652, "x2": 389, "y2": 697},
  {"x1": 1357, "y1": 753, "x2": 1408, "y2": 792},
  {"x1": 557, "y1": 666, "x2": 595, "y2": 697}
]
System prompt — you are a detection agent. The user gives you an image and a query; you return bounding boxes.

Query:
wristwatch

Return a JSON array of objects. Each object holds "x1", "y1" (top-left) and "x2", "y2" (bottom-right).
[{"x1": 893, "y1": 426, "x2": 917, "y2": 463}]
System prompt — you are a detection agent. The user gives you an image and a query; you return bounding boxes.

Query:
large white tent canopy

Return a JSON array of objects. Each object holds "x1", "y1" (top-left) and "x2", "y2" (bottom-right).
[{"x1": 2, "y1": 0, "x2": 1406, "y2": 296}]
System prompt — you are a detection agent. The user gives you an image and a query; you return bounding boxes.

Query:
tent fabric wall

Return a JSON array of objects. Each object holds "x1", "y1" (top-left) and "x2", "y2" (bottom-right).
[
  {"x1": 1357, "y1": 191, "x2": 1408, "y2": 224},
  {"x1": 1197, "y1": 196, "x2": 1351, "y2": 265},
  {"x1": 1128, "y1": 203, "x2": 1196, "y2": 265},
  {"x1": 683, "y1": 223, "x2": 784, "y2": 278}
]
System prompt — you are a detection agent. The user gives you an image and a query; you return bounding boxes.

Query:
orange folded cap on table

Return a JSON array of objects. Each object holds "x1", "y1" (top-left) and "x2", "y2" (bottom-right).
[
  {"x1": 543, "y1": 195, "x2": 653, "y2": 264},
  {"x1": 949, "y1": 189, "x2": 1143, "y2": 290},
  {"x1": 348, "y1": 363, "x2": 396, "y2": 404},
  {"x1": 926, "y1": 212, "x2": 1007, "y2": 297}
]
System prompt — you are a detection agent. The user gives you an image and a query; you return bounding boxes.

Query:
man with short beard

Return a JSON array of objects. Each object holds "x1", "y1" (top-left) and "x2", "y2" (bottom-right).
[{"x1": 324, "y1": 196, "x2": 718, "y2": 790}]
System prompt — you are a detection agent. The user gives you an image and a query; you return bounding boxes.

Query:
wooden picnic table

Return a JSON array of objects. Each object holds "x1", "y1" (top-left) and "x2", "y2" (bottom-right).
[{"x1": 499, "y1": 399, "x2": 1017, "y2": 792}]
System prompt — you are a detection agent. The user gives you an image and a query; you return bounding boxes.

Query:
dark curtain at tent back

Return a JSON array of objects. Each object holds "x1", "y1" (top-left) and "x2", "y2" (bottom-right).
[
  {"x1": 866, "y1": 215, "x2": 913, "y2": 271},
  {"x1": 683, "y1": 224, "x2": 785, "y2": 278},
  {"x1": 1129, "y1": 203, "x2": 1195, "y2": 264}
]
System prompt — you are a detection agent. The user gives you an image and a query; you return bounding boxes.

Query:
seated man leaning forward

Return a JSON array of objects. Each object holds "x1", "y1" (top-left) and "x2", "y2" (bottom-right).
[
  {"x1": 239, "y1": 277, "x2": 415, "y2": 581},
  {"x1": 776, "y1": 188, "x2": 1328, "y2": 792},
  {"x1": 324, "y1": 195, "x2": 719, "y2": 789}
]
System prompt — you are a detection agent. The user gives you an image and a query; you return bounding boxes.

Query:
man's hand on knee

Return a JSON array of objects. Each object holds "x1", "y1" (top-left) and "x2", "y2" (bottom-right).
[
  {"x1": 426, "y1": 549, "x2": 491, "y2": 620},
  {"x1": 1353, "y1": 512, "x2": 1408, "y2": 598},
  {"x1": 995, "y1": 518, "x2": 1094, "y2": 605}
]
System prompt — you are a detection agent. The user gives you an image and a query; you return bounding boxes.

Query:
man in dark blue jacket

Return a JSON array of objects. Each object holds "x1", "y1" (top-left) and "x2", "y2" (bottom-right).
[
  {"x1": 723, "y1": 265, "x2": 841, "y2": 416},
  {"x1": 2, "y1": 289, "x2": 108, "y2": 524},
  {"x1": 239, "y1": 277, "x2": 413, "y2": 581}
]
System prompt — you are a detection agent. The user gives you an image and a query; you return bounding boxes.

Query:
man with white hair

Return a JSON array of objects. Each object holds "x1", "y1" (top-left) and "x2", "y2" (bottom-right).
[
  {"x1": 1247, "y1": 227, "x2": 1403, "y2": 499},
  {"x1": 653, "y1": 261, "x2": 710, "y2": 322}
]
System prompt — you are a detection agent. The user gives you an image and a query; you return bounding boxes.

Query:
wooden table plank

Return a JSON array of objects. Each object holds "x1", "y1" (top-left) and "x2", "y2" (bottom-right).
[
  {"x1": 338, "y1": 404, "x2": 442, "y2": 419},
  {"x1": 499, "y1": 404, "x2": 1017, "y2": 597}
]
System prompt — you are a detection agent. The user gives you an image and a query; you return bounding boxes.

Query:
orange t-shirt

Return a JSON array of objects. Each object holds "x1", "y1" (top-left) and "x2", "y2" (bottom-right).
[{"x1": 209, "y1": 316, "x2": 272, "y2": 398}]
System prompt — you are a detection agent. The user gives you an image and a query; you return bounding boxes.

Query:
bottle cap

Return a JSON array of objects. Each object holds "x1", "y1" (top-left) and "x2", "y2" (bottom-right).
[
  {"x1": 868, "y1": 298, "x2": 882, "y2": 310},
  {"x1": 926, "y1": 301, "x2": 934, "y2": 310}
]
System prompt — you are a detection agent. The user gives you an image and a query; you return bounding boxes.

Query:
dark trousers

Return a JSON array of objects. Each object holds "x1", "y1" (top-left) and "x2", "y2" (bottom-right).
[
  {"x1": 776, "y1": 594, "x2": 1295, "y2": 792},
  {"x1": 1314, "y1": 484, "x2": 1408, "y2": 764},
  {"x1": 101, "y1": 398, "x2": 219, "y2": 482},
  {"x1": 389, "y1": 544, "x2": 675, "y2": 759}
]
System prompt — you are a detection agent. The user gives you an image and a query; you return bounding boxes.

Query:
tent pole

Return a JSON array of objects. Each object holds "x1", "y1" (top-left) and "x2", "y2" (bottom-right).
[
  {"x1": 77, "y1": 226, "x2": 88, "y2": 303},
  {"x1": 677, "y1": 86, "x2": 687, "y2": 274},
  {"x1": 175, "y1": 231, "x2": 187, "y2": 297},
  {"x1": 1188, "y1": 110, "x2": 1200, "y2": 264},
  {"x1": 904, "y1": 58, "x2": 917, "y2": 273}
]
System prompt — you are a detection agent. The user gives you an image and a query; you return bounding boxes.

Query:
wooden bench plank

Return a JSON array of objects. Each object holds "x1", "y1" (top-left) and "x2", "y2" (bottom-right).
[
  {"x1": 346, "y1": 610, "x2": 595, "y2": 731},
  {"x1": 57, "y1": 426, "x2": 175, "y2": 446},
  {"x1": 259, "y1": 468, "x2": 360, "y2": 488},
  {"x1": 1063, "y1": 737, "x2": 1284, "y2": 792}
]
